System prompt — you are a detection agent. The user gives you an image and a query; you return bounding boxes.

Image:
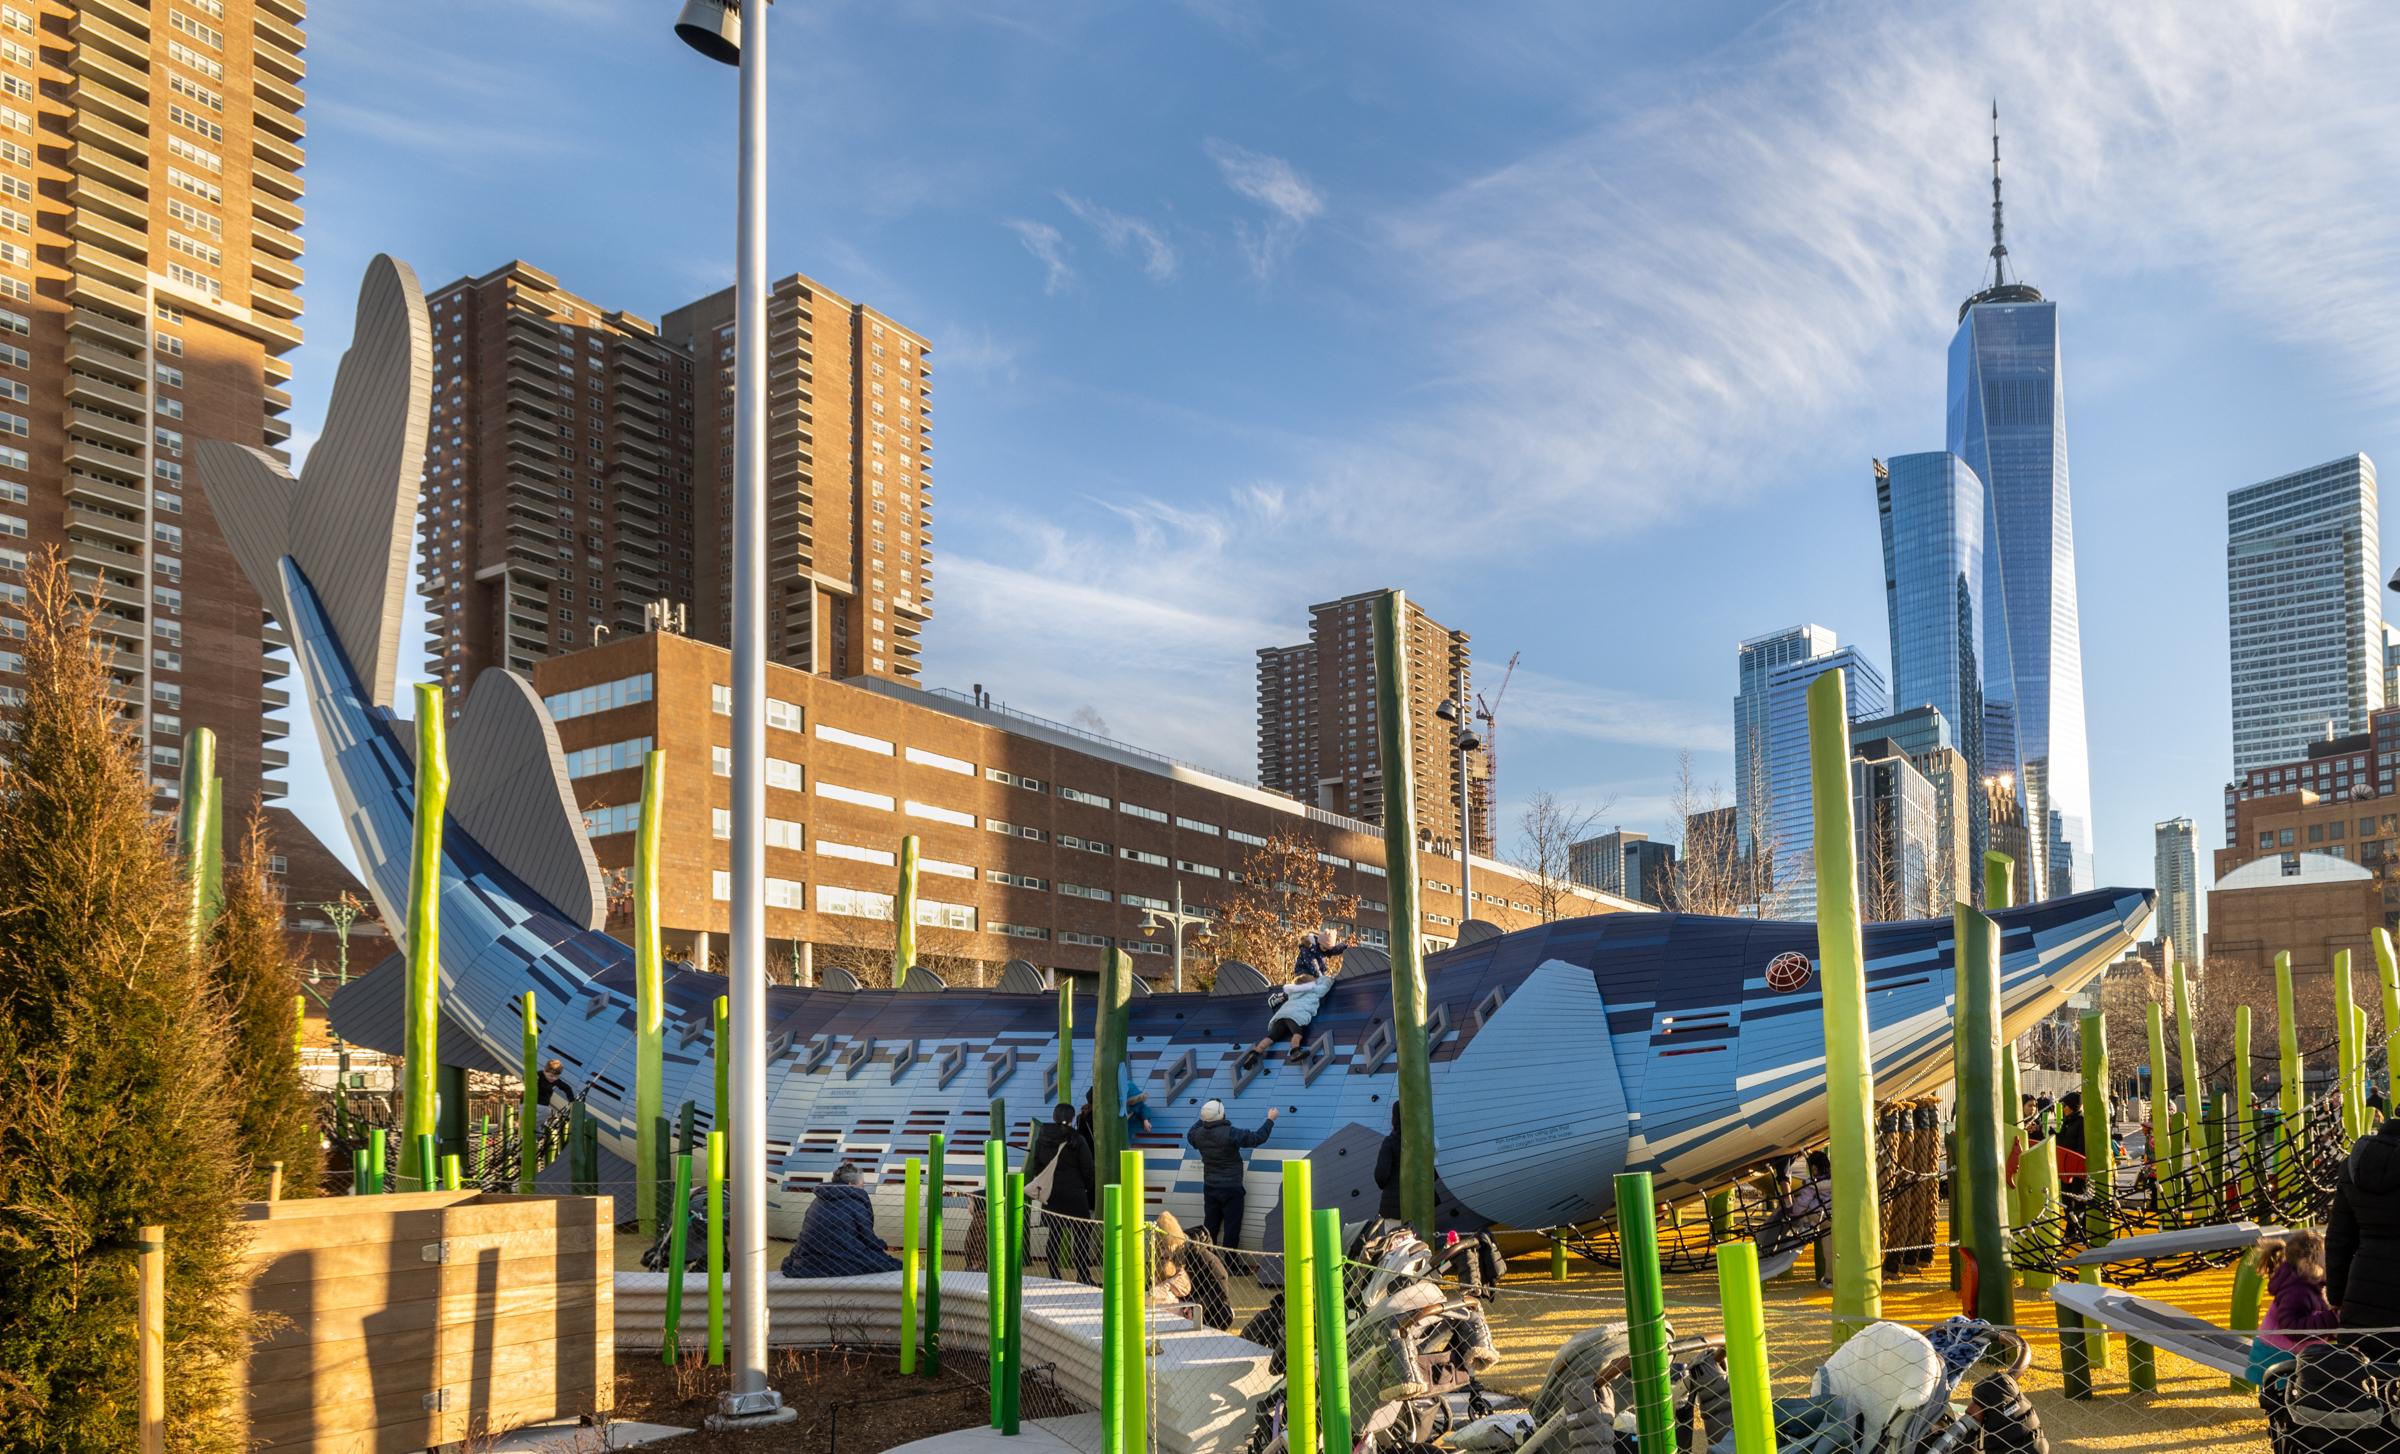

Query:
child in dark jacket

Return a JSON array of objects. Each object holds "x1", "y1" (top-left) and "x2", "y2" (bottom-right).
[{"x1": 2261, "y1": 1228, "x2": 2343, "y2": 1352}]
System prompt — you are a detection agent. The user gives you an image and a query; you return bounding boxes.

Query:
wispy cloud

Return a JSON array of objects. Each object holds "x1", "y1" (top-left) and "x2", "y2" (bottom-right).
[
  {"x1": 1501, "y1": 669, "x2": 1730, "y2": 754},
  {"x1": 314, "y1": 100, "x2": 572, "y2": 165},
  {"x1": 1057, "y1": 194, "x2": 1180, "y2": 281},
  {"x1": 1003, "y1": 219, "x2": 1075, "y2": 294},
  {"x1": 1205, "y1": 139, "x2": 1325, "y2": 278}
]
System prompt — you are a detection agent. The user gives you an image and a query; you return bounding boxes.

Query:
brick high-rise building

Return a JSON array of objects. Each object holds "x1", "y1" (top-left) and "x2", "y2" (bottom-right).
[
  {"x1": 664, "y1": 272, "x2": 932, "y2": 684},
  {"x1": 10, "y1": 0, "x2": 308, "y2": 806},
  {"x1": 1254, "y1": 590, "x2": 1485, "y2": 854},
  {"x1": 418, "y1": 262, "x2": 699, "y2": 706}
]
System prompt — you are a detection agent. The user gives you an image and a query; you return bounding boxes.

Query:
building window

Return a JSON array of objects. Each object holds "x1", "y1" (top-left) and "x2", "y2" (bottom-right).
[
  {"x1": 905, "y1": 746, "x2": 973, "y2": 775},
  {"x1": 1120, "y1": 802, "x2": 1167, "y2": 824},
  {"x1": 562, "y1": 736, "x2": 652, "y2": 779},
  {"x1": 816, "y1": 781, "x2": 893, "y2": 811},
  {"x1": 904, "y1": 800, "x2": 973, "y2": 828},
  {"x1": 814, "y1": 722, "x2": 892, "y2": 755},
  {"x1": 543, "y1": 672, "x2": 653, "y2": 721}
]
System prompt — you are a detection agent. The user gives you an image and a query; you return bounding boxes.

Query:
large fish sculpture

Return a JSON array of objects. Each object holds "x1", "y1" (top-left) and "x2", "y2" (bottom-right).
[{"x1": 202, "y1": 258, "x2": 2153, "y2": 1245}]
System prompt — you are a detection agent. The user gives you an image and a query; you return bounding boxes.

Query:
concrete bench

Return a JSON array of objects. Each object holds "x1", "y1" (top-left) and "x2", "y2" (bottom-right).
[{"x1": 615, "y1": 1271, "x2": 1273, "y2": 1454}]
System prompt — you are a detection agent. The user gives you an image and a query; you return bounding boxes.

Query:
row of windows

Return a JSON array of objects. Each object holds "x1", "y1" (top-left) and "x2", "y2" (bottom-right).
[{"x1": 545, "y1": 672, "x2": 653, "y2": 722}]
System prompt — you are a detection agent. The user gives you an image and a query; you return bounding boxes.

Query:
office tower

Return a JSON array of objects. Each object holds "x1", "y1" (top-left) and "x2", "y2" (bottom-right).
[
  {"x1": 1761, "y1": 644, "x2": 1888, "y2": 914},
  {"x1": 10, "y1": 1, "x2": 307, "y2": 808},
  {"x1": 1946, "y1": 115, "x2": 2094, "y2": 899},
  {"x1": 1568, "y1": 828, "x2": 1676, "y2": 906},
  {"x1": 665, "y1": 273, "x2": 933, "y2": 684},
  {"x1": 1734, "y1": 624, "x2": 1837, "y2": 853},
  {"x1": 419, "y1": 263, "x2": 699, "y2": 704},
  {"x1": 1853, "y1": 705, "x2": 1973, "y2": 909},
  {"x1": 1852, "y1": 746, "x2": 1939, "y2": 921},
  {"x1": 2385, "y1": 624, "x2": 2399, "y2": 711},
  {"x1": 2226, "y1": 454, "x2": 2382, "y2": 776},
  {"x1": 2152, "y1": 816, "x2": 2199, "y2": 964},
  {"x1": 1255, "y1": 590, "x2": 1481, "y2": 851},
  {"x1": 1874, "y1": 452, "x2": 1990, "y2": 861}
]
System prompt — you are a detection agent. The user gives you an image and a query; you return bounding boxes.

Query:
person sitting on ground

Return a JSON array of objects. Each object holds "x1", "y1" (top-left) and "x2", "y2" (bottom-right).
[
  {"x1": 1027, "y1": 1103, "x2": 1097, "y2": 1283},
  {"x1": 1965, "y1": 1371, "x2": 2049, "y2": 1454},
  {"x1": 1119, "y1": 1057, "x2": 1152, "y2": 1135},
  {"x1": 2260, "y1": 1228, "x2": 2342, "y2": 1354},
  {"x1": 1148, "y1": 1210, "x2": 1237, "y2": 1331},
  {"x1": 782, "y1": 1163, "x2": 901, "y2": 1278},
  {"x1": 537, "y1": 1057, "x2": 577, "y2": 1111},
  {"x1": 1185, "y1": 1099, "x2": 1277, "y2": 1250},
  {"x1": 2330, "y1": 1111, "x2": 2400, "y2": 1360},
  {"x1": 1238, "y1": 938, "x2": 1345, "y2": 1072}
]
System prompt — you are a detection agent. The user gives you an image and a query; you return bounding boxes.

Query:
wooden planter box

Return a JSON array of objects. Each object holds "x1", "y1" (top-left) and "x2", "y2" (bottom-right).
[{"x1": 235, "y1": 1191, "x2": 614, "y2": 1452}]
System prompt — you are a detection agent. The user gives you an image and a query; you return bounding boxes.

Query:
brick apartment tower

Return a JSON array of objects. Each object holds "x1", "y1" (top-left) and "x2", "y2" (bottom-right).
[
  {"x1": 664, "y1": 272, "x2": 932, "y2": 684},
  {"x1": 1256, "y1": 590, "x2": 1486, "y2": 852},
  {"x1": 11, "y1": 0, "x2": 307, "y2": 805},
  {"x1": 419, "y1": 262, "x2": 699, "y2": 706}
]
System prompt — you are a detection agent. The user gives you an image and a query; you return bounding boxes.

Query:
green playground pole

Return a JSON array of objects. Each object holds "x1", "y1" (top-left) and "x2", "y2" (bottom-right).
[
  {"x1": 1955, "y1": 904, "x2": 2013, "y2": 1325},
  {"x1": 713, "y1": 993, "x2": 729, "y2": 1128},
  {"x1": 1807, "y1": 670, "x2": 1882, "y2": 1340},
  {"x1": 1100, "y1": 1184, "x2": 1122, "y2": 1454},
  {"x1": 518, "y1": 991, "x2": 539, "y2": 1193},
  {"x1": 2127, "y1": 1333, "x2": 2157, "y2": 1393},
  {"x1": 1281, "y1": 1157, "x2": 1315, "y2": 1454},
  {"x1": 350, "y1": 1147, "x2": 368, "y2": 1197},
  {"x1": 2173, "y1": 951, "x2": 2205, "y2": 1199},
  {"x1": 414, "y1": 1133, "x2": 437, "y2": 1193},
  {"x1": 174, "y1": 725, "x2": 221, "y2": 954},
  {"x1": 1707, "y1": 1187, "x2": 1734, "y2": 1240},
  {"x1": 2233, "y1": 1008, "x2": 2254, "y2": 1209},
  {"x1": 2229, "y1": 1248, "x2": 2267, "y2": 1392},
  {"x1": 2337, "y1": 948, "x2": 2362, "y2": 1142},
  {"x1": 2379, "y1": 931, "x2": 2400, "y2": 1117},
  {"x1": 2080, "y1": 1012, "x2": 2113, "y2": 1243},
  {"x1": 1982, "y1": 850, "x2": 2013, "y2": 913},
  {"x1": 1617, "y1": 1172, "x2": 1676, "y2": 1447},
  {"x1": 633, "y1": 749, "x2": 666, "y2": 1240},
  {"x1": 1003, "y1": 1168, "x2": 1027, "y2": 1435},
  {"x1": 924, "y1": 1131, "x2": 947, "y2": 1373},
  {"x1": 705, "y1": 1129, "x2": 726, "y2": 1366},
  {"x1": 2018, "y1": 1135, "x2": 2057, "y2": 1294},
  {"x1": 1716, "y1": 1240, "x2": 1777, "y2": 1454},
  {"x1": 2277, "y1": 952, "x2": 2301, "y2": 1191},
  {"x1": 1313, "y1": 1205, "x2": 1352, "y2": 1454},
  {"x1": 2059, "y1": 1293, "x2": 2091, "y2": 1402},
  {"x1": 1550, "y1": 1232, "x2": 1567, "y2": 1281},
  {"x1": 662, "y1": 1151, "x2": 694, "y2": 1365},
  {"x1": 985, "y1": 1132, "x2": 1007, "y2": 1428},
  {"x1": 1095, "y1": 949, "x2": 1131, "y2": 1184},
  {"x1": 900, "y1": 1157, "x2": 923, "y2": 1375},
  {"x1": 440, "y1": 1152, "x2": 461, "y2": 1191},
  {"x1": 1373, "y1": 590, "x2": 1437, "y2": 1232},
  {"x1": 1119, "y1": 1149, "x2": 1147, "y2": 1444},
  {"x1": 895, "y1": 833, "x2": 921, "y2": 983},
  {"x1": 367, "y1": 1127, "x2": 386, "y2": 1194},
  {"x1": 401, "y1": 684, "x2": 448, "y2": 1194},
  {"x1": 2146, "y1": 1001, "x2": 2176, "y2": 1216},
  {"x1": 1057, "y1": 976, "x2": 1075, "y2": 1107}
]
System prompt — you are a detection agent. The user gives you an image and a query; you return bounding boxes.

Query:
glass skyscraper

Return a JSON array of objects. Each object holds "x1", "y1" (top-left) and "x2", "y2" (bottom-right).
[
  {"x1": 2152, "y1": 817, "x2": 2199, "y2": 965},
  {"x1": 1734, "y1": 624, "x2": 1837, "y2": 854},
  {"x1": 2226, "y1": 454, "x2": 2382, "y2": 776},
  {"x1": 1876, "y1": 451, "x2": 1989, "y2": 863},
  {"x1": 1761, "y1": 645, "x2": 1889, "y2": 916},
  {"x1": 1946, "y1": 287, "x2": 2094, "y2": 899}
]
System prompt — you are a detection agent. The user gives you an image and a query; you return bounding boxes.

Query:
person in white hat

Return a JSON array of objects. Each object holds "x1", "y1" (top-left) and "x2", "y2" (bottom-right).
[{"x1": 1184, "y1": 1099, "x2": 1278, "y2": 1249}]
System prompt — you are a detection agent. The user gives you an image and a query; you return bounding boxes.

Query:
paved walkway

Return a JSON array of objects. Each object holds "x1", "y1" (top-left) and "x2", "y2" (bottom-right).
[
  {"x1": 489, "y1": 1419, "x2": 692, "y2": 1451},
  {"x1": 887, "y1": 1413, "x2": 1102, "y2": 1454}
]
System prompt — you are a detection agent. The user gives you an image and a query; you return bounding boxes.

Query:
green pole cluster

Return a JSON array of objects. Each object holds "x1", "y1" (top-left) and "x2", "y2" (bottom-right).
[
  {"x1": 518, "y1": 991, "x2": 539, "y2": 1194},
  {"x1": 1094, "y1": 949, "x2": 1131, "y2": 1183},
  {"x1": 174, "y1": 725, "x2": 222, "y2": 954},
  {"x1": 1002, "y1": 1168, "x2": 1026, "y2": 1435},
  {"x1": 1372, "y1": 590, "x2": 1436, "y2": 1231},
  {"x1": 1953, "y1": 904, "x2": 2013, "y2": 1325},
  {"x1": 634, "y1": 749, "x2": 667, "y2": 1239},
  {"x1": 1715, "y1": 1241, "x2": 1777, "y2": 1454},
  {"x1": 900, "y1": 1157, "x2": 923, "y2": 1375},
  {"x1": 662, "y1": 1150, "x2": 694, "y2": 1365},
  {"x1": 705, "y1": 1128, "x2": 726, "y2": 1366},
  {"x1": 1616, "y1": 1172, "x2": 1675, "y2": 1449},
  {"x1": 2146, "y1": 1002, "x2": 2176, "y2": 1214},
  {"x1": 1056, "y1": 977, "x2": 1075, "y2": 1108},
  {"x1": 2337, "y1": 949, "x2": 2362, "y2": 1141},
  {"x1": 1280, "y1": 1157, "x2": 1315, "y2": 1454},
  {"x1": 895, "y1": 833, "x2": 921, "y2": 983},
  {"x1": 1119, "y1": 1149, "x2": 1147, "y2": 1444},
  {"x1": 985, "y1": 1131, "x2": 1008, "y2": 1427},
  {"x1": 924, "y1": 1131, "x2": 947, "y2": 1372},
  {"x1": 401, "y1": 684, "x2": 448, "y2": 1192},
  {"x1": 1805, "y1": 670, "x2": 1882, "y2": 1340},
  {"x1": 1311, "y1": 1205, "x2": 1351, "y2": 1454}
]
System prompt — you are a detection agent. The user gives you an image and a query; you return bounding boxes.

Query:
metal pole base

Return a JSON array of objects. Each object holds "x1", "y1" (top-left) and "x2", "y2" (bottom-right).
[{"x1": 706, "y1": 1391, "x2": 798, "y2": 1431}]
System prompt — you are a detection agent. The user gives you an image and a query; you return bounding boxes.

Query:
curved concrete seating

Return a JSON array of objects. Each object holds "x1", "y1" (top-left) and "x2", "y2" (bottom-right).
[{"x1": 614, "y1": 1271, "x2": 1273, "y2": 1454}]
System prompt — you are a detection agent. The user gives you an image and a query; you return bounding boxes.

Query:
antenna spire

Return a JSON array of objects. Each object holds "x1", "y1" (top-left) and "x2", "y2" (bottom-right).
[{"x1": 1989, "y1": 100, "x2": 2010, "y2": 287}]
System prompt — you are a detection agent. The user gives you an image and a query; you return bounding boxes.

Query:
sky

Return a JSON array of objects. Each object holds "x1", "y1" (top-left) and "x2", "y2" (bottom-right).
[{"x1": 275, "y1": 0, "x2": 2400, "y2": 931}]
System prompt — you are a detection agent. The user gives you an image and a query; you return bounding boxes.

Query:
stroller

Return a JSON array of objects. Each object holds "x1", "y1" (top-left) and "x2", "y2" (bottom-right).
[
  {"x1": 2259, "y1": 1342, "x2": 2400, "y2": 1453},
  {"x1": 1770, "y1": 1318, "x2": 2030, "y2": 1454},
  {"x1": 639, "y1": 1185, "x2": 710, "y2": 1273},
  {"x1": 1446, "y1": 1322, "x2": 1731, "y2": 1454}
]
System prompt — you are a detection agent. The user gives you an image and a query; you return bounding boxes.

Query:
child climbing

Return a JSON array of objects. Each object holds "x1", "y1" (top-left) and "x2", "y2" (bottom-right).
[{"x1": 1238, "y1": 933, "x2": 1345, "y2": 1072}]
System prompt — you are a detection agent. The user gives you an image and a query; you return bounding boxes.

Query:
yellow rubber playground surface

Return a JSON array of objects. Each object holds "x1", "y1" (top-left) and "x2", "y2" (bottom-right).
[{"x1": 1481, "y1": 1240, "x2": 2266, "y2": 1453}]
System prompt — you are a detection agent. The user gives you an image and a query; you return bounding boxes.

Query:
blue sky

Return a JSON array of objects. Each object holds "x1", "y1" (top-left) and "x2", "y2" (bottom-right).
[{"x1": 278, "y1": 0, "x2": 2400, "y2": 925}]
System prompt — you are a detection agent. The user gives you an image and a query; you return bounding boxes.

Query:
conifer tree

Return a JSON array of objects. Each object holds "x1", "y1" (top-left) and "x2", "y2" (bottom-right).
[
  {"x1": 0, "y1": 557, "x2": 249, "y2": 1450},
  {"x1": 213, "y1": 805, "x2": 322, "y2": 1200}
]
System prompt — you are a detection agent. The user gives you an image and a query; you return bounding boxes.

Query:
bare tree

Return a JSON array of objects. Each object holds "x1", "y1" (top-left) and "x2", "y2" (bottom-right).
[
  {"x1": 1209, "y1": 830, "x2": 1362, "y2": 985},
  {"x1": 811, "y1": 911, "x2": 990, "y2": 989},
  {"x1": 1660, "y1": 751, "x2": 1772, "y2": 917},
  {"x1": 1510, "y1": 790, "x2": 1605, "y2": 923}
]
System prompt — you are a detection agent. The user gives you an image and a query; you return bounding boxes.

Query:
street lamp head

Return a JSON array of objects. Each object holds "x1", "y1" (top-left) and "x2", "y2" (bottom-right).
[
  {"x1": 674, "y1": 0, "x2": 743, "y2": 64},
  {"x1": 1140, "y1": 916, "x2": 1159, "y2": 938},
  {"x1": 1455, "y1": 727, "x2": 1483, "y2": 752},
  {"x1": 2388, "y1": 565, "x2": 2400, "y2": 594},
  {"x1": 1435, "y1": 698, "x2": 1460, "y2": 723}
]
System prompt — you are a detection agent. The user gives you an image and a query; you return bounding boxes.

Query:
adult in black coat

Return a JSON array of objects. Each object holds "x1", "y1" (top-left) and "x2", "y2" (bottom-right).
[
  {"x1": 1028, "y1": 1103, "x2": 1098, "y2": 1283},
  {"x1": 1185, "y1": 1099, "x2": 1277, "y2": 1249},
  {"x1": 782, "y1": 1165, "x2": 901, "y2": 1278},
  {"x1": 2328, "y1": 1117, "x2": 2400, "y2": 1353},
  {"x1": 1374, "y1": 1102, "x2": 1405, "y2": 1222}
]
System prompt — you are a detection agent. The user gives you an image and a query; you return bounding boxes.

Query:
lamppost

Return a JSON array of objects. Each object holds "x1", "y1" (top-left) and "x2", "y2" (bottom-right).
[
  {"x1": 318, "y1": 894, "x2": 361, "y2": 986},
  {"x1": 1435, "y1": 671, "x2": 1485, "y2": 919},
  {"x1": 674, "y1": 0, "x2": 793, "y2": 1429},
  {"x1": 1139, "y1": 882, "x2": 1213, "y2": 992}
]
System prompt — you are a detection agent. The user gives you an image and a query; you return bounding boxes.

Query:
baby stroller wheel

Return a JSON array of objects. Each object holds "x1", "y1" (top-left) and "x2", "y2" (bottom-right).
[{"x1": 1466, "y1": 1383, "x2": 1492, "y2": 1420}]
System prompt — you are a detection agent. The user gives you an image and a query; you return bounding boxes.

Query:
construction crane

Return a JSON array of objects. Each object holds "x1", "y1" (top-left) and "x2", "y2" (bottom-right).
[{"x1": 1472, "y1": 652, "x2": 1517, "y2": 854}]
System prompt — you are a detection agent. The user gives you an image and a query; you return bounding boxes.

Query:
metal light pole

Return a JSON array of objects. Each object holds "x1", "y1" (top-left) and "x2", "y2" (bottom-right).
[
  {"x1": 1139, "y1": 881, "x2": 1213, "y2": 992},
  {"x1": 319, "y1": 895, "x2": 360, "y2": 986},
  {"x1": 676, "y1": 0, "x2": 791, "y2": 1427},
  {"x1": 1435, "y1": 673, "x2": 1483, "y2": 921}
]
